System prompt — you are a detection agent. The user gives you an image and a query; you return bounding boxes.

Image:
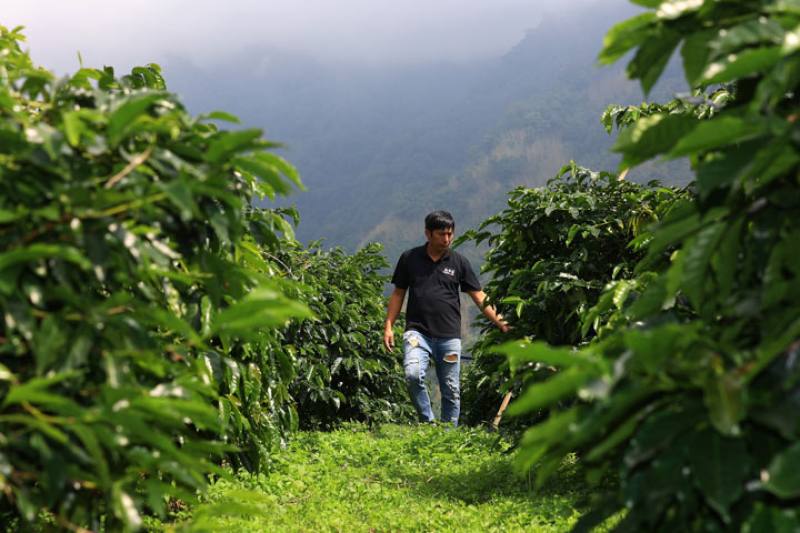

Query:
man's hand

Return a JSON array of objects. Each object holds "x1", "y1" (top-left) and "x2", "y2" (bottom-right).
[
  {"x1": 383, "y1": 327, "x2": 395, "y2": 352},
  {"x1": 383, "y1": 287, "x2": 406, "y2": 353},
  {"x1": 468, "y1": 290, "x2": 511, "y2": 334}
]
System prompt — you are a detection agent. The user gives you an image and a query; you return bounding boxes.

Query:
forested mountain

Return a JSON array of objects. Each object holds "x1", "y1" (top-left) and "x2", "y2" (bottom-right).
[{"x1": 165, "y1": 1, "x2": 689, "y2": 258}]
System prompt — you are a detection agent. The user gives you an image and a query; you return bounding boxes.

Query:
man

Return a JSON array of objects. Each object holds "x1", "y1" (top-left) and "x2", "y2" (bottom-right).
[{"x1": 383, "y1": 210, "x2": 509, "y2": 425}]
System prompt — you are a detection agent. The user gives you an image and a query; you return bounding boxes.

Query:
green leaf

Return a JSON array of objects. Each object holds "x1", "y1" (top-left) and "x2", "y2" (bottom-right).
[
  {"x1": 628, "y1": 277, "x2": 669, "y2": 318},
  {"x1": 614, "y1": 114, "x2": 698, "y2": 168},
  {"x1": 62, "y1": 111, "x2": 84, "y2": 147},
  {"x1": 584, "y1": 409, "x2": 643, "y2": 462},
  {"x1": 763, "y1": 442, "x2": 800, "y2": 499},
  {"x1": 744, "y1": 141, "x2": 800, "y2": 192},
  {"x1": 206, "y1": 129, "x2": 263, "y2": 164},
  {"x1": 625, "y1": 323, "x2": 700, "y2": 374},
  {"x1": 2, "y1": 372, "x2": 80, "y2": 411},
  {"x1": 200, "y1": 296, "x2": 213, "y2": 338},
  {"x1": 626, "y1": 402, "x2": 704, "y2": 467},
  {"x1": 702, "y1": 47, "x2": 782, "y2": 85},
  {"x1": 211, "y1": 284, "x2": 311, "y2": 337},
  {"x1": 255, "y1": 151, "x2": 304, "y2": 190},
  {"x1": 140, "y1": 307, "x2": 204, "y2": 347},
  {"x1": 108, "y1": 92, "x2": 163, "y2": 145},
  {"x1": 783, "y1": 22, "x2": 800, "y2": 54},
  {"x1": 704, "y1": 370, "x2": 747, "y2": 436},
  {"x1": 688, "y1": 428, "x2": 750, "y2": 522},
  {"x1": 612, "y1": 282, "x2": 632, "y2": 310},
  {"x1": 669, "y1": 116, "x2": 767, "y2": 158},
  {"x1": 209, "y1": 212, "x2": 231, "y2": 246},
  {"x1": 112, "y1": 484, "x2": 143, "y2": 529},
  {"x1": 656, "y1": 0, "x2": 705, "y2": 20},
  {"x1": 709, "y1": 19, "x2": 785, "y2": 59},
  {"x1": 507, "y1": 366, "x2": 600, "y2": 416},
  {"x1": 695, "y1": 147, "x2": 753, "y2": 198},
  {"x1": 627, "y1": 28, "x2": 682, "y2": 95},
  {"x1": 515, "y1": 407, "x2": 580, "y2": 471},
  {"x1": 681, "y1": 221, "x2": 726, "y2": 309},
  {"x1": 566, "y1": 224, "x2": 581, "y2": 246},
  {"x1": 743, "y1": 504, "x2": 800, "y2": 533},
  {"x1": 641, "y1": 202, "x2": 702, "y2": 261},
  {"x1": 161, "y1": 176, "x2": 199, "y2": 220},
  {"x1": 598, "y1": 12, "x2": 658, "y2": 65},
  {"x1": 711, "y1": 218, "x2": 743, "y2": 301},
  {"x1": 494, "y1": 340, "x2": 603, "y2": 370},
  {"x1": 0, "y1": 363, "x2": 14, "y2": 381},
  {"x1": 233, "y1": 154, "x2": 292, "y2": 198},
  {"x1": 69, "y1": 424, "x2": 110, "y2": 485},
  {"x1": 0, "y1": 413, "x2": 69, "y2": 444},
  {"x1": 0, "y1": 207, "x2": 28, "y2": 224},
  {"x1": 33, "y1": 316, "x2": 68, "y2": 374},
  {"x1": 682, "y1": 30, "x2": 714, "y2": 86},
  {"x1": 0, "y1": 244, "x2": 91, "y2": 272},
  {"x1": 198, "y1": 111, "x2": 241, "y2": 123}
]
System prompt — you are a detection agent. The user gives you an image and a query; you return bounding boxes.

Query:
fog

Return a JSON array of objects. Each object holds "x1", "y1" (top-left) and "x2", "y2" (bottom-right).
[{"x1": 4, "y1": 0, "x2": 614, "y2": 72}]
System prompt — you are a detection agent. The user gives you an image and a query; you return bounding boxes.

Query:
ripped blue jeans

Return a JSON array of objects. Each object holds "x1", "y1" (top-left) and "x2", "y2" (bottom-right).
[{"x1": 402, "y1": 330, "x2": 461, "y2": 425}]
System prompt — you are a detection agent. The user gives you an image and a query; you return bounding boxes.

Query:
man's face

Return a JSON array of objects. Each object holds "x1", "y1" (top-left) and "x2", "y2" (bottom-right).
[{"x1": 426, "y1": 227, "x2": 454, "y2": 250}]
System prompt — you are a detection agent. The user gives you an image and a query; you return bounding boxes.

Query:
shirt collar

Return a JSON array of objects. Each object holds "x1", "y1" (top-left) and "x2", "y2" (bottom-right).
[{"x1": 423, "y1": 243, "x2": 451, "y2": 263}]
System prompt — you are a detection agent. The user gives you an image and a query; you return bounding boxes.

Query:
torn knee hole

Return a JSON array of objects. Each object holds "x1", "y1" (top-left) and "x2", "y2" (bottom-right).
[{"x1": 444, "y1": 353, "x2": 458, "y2": 363}]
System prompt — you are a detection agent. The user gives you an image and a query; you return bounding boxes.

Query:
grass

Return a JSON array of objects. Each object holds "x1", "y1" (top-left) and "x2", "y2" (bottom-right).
[{"x1": 154, "y1": 423, "x2": 592, "y2": 532}]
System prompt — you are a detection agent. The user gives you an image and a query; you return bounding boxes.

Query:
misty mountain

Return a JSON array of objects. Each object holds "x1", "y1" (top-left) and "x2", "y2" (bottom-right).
[{"x1": 164, "y1": 1, "x2": 689, "y2": 260}]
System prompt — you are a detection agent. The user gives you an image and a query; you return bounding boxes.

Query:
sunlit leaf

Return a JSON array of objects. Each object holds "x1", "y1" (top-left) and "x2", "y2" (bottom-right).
[
  {"x1": 763, "y1": 443, "x2": 800, "y2": 499},
  {"x1": 206, "y1": 129, "x2": 263, "y2": 163},
  {"x1": 688, "y1": 428, "x2": 750, "y2": 522},
  {"x1": 107, "y1": 92, "x2": 163, "y2": 145}
]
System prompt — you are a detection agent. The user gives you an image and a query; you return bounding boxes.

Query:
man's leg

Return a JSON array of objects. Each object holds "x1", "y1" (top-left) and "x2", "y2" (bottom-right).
[
  {"x1": 434, "y1": 337, "x2": 461, "y2": 426},
  {"x1": 403, "y1": 331, "x2": 434, "y2": 422}
]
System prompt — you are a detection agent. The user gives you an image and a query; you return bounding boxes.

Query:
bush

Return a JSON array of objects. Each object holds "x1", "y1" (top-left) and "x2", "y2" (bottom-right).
[
  {"x1": 0, "y1": 26, "x2": 306, "y2": 529},
  {"x1": 503, "y1": 2, "x2": 800, "y2": 530},
  {"x1": 278, "y1": 242, "x2": 415, "y2": 429},
  {"x1": 458, "y1": 164, "x2": 684, "y2": 428}
]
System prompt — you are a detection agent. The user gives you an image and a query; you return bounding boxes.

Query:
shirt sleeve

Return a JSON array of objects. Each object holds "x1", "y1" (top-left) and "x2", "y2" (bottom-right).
[
  {"x1": 391, "y1": 252, "x2": 410, "y2": 289},
  {"x1": 459, "y1": 255, "x2": 482, "y2": 292}
]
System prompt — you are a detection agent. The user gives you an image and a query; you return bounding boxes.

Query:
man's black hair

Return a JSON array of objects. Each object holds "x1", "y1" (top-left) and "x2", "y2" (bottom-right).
[{"x1": 425, "y1": 210, "x2": 455, "y2": 231}]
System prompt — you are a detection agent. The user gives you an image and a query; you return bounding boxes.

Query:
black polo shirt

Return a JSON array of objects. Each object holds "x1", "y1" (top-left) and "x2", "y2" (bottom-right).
[{"x1": 391, "y1": 245, "x2": 481, "y2": 339}]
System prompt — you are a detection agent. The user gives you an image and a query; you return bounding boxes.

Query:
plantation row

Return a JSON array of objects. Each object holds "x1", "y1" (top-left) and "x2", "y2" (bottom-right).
[{"x1": 3, "y1": 0, "x2": 800, "y2": 531}]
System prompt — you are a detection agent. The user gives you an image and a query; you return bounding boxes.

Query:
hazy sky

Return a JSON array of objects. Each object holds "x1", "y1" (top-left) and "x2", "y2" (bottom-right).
[{"x1": 4, "y1": 0, "x2": 609, "y2": 72}]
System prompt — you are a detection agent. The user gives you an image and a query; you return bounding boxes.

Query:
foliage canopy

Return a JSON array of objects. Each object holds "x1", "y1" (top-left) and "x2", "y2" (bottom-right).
[{"x1": 0, "y1": 24, "x2": 312, "y2": 529}]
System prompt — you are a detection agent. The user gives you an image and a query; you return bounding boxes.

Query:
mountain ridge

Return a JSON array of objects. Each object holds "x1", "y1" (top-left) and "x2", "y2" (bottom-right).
[{"x1": 164, "y1": 1, "x2": 688, "y2": 261}]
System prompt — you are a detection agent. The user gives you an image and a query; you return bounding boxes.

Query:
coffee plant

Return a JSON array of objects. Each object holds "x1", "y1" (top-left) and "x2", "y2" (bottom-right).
[
  {"x1": 458, "y1": 164, "x2": 684, "y2": 428},
  {"x1": 276, "y1": 241, "x2": 415, "y2": 429},
  {"x1": 601, "y1": 87, "x2": 732, "y2": 136},
  {"x1": 0, "y1": 25, "x2": 309, "y2": 530},
  {"x1": 502, "y1": 1, "x2": 800, "y2": 530}
]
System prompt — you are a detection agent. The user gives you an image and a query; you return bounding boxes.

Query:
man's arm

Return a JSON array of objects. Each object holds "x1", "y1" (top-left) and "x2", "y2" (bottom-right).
[
  {"x1": 383, "y1": 287, "x2": 407, "y2": 352},
  {"x1": 467, "y1": 290, "x2": 510, "y2": 333}
]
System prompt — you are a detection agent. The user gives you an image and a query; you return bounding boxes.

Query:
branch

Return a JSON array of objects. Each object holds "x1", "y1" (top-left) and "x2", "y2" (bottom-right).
[{"x1": 104, "y1": 146, "x2": 153, "y2": 189}]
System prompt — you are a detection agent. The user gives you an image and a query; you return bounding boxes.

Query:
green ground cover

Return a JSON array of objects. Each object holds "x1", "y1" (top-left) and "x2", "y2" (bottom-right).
[{"x1": 157, "y1": 424, "x2": 591, "y2": 532}]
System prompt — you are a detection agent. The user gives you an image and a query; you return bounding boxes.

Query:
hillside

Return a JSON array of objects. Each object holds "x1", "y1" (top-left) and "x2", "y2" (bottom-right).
[{"x1": 164, "y1": 1, "x2": 689, "y2": 259}]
